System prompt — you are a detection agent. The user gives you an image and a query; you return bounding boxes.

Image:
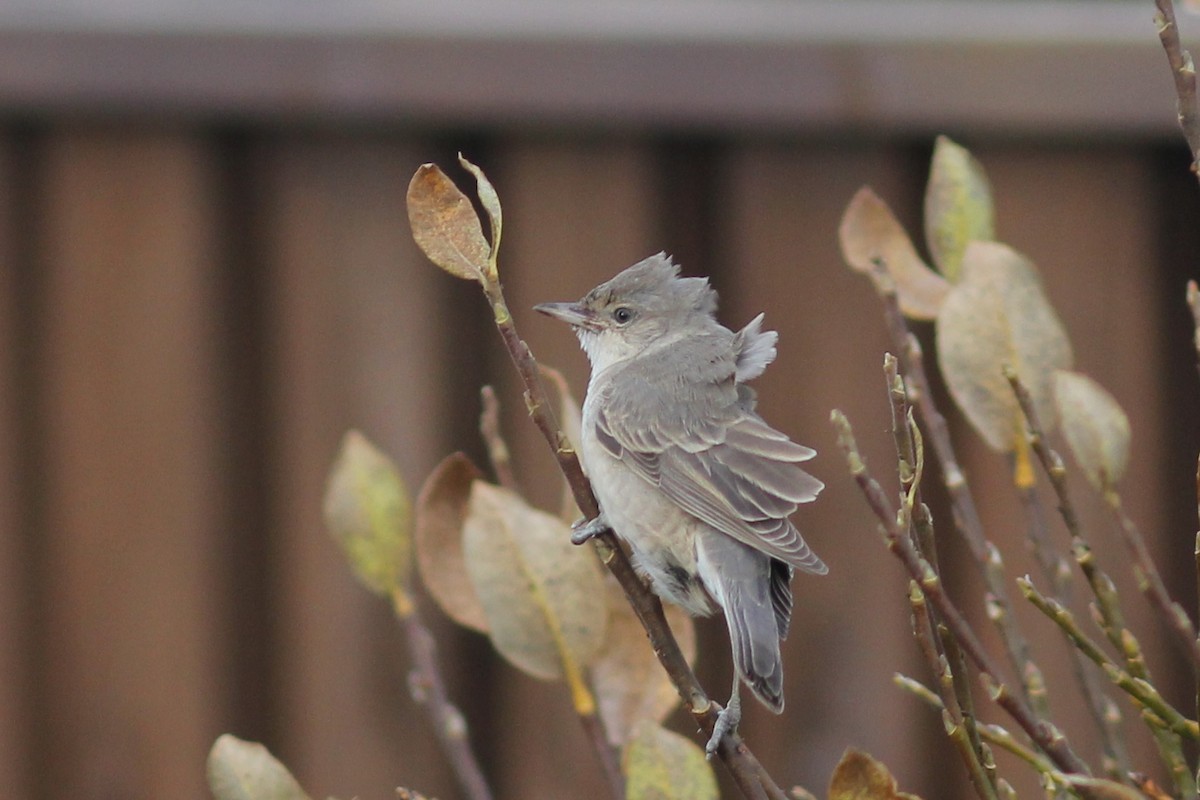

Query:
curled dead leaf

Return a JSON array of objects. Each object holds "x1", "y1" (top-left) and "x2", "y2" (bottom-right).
[
  {"x1": 322, "y1": 431, "x2": 412, "y2": 599},
  {"x1": 924, "y1": 135, "x2": 995, "y2": 282},
  {"x1": 936, "y1": 241, "x2": 1073, "y2": 453},
  {"x1": 407, "y1": 163, "x2": 491, "y2": 283},
  {"x1": 623, "y1": 721, "x2": 718, "y2": 800},
  {"x1": 839, "y1": 186, "x2": 950, "y2": 320},
  {"x1": 828, "y1": 749, "x2": 922, "y2": 800},
  {"x1": 1054, "y1": 370, "x2": 1131, "y2": 491},
  {"x1": 591, "y1": 576, "x2": 697, "y2": 745},
  {"x1": 458, "y1": 154, "x2": 502, "y2": 279},
  {"x1": 463, "y1": 481, "x2": 608, "y2": 680},
  {"x1": 414, "y1": 453, "x2": 489, "y2": 633}
]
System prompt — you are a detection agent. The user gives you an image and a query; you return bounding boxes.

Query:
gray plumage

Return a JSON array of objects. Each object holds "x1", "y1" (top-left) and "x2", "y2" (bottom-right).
[{"x1": 534, "y1": 252, "x2": 825, "y2": 751}]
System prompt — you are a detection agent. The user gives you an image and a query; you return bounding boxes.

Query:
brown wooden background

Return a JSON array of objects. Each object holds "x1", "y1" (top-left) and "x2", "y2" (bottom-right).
[{"x1": 2, "y1": 3, "x2": 1200, "y2": 799}]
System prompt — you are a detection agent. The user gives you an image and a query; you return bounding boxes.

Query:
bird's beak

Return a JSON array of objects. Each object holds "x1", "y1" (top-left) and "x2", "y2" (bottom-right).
[{"x1": 533, "y1": 301, "x2": 602, "y2": 331}]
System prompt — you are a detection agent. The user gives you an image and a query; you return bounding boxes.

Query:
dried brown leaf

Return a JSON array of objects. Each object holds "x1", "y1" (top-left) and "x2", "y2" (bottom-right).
[
  {"x1": 591, "y1": 577, "x2": 697, "y2": 745},
  {"x1": 924, "y1": 135, "x2": 995, "y2": 282},
  {"x1": 414, "y1": 453, "x2": 489, "y2": 632},
  {"x1": 839, "y1": 186, "x2": 950, "y2": 320},
  {"x1": 828, "y1": 749, "x2": 921, "y2": 800},
  {"x1": 1054, "y1": 370, "x2": 1131, "y2": 491},
  {"x1": 623, "y1": 721, "x2": 718, "y2": 800},
  {"x1": 458, "y1": 154, "x2": 502, "y2": 279},
  {"x1": 936, "y1": 241, "x2": 1073, "y2": 452},
  {"x1": 207, "y1": 734, "x2": 312, "y2": 800},
  {"x1": 463, "y1": 481, "x2": 608, "y2": 680},
  {"x1": 406, "y1": 164, "x2": 490, "y2": 283},
  {"x1": 322, "y1": 431, "x2": 412, "y2": 598}
]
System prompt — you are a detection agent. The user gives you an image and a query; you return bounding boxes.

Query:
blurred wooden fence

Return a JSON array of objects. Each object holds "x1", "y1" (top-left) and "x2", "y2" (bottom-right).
[{"x1": 1, "y1": 3, "x2": 1199, "y2": 800}]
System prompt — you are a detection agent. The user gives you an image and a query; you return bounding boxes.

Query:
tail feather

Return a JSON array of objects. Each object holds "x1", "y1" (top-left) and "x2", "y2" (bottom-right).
[{"x1": 697, "y1": 529, "x2": 786, "y2": 713}]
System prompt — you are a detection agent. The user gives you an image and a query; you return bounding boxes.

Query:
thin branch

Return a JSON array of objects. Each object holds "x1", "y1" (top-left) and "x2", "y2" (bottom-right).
[
  {"x1": 1153, "y1": 0, "x2": 1200, "y2": 182},
  {"x1": 868, "y1": 261, "x2": 1040, "y2": 713},
  {"x1": 480, "y1": 280, "x2": 783, "y2": 800},
  {"x1": 1009, "y1": 369, "x2": 1197, "y2": 794},
  {"x1": 831, "y1": 409, "x2": 1095, "y2": 783},
  {"x1": 885, "y1": 354, "x2": 996, "y2": 797},
  {"x1": 1004, "y1": 369, "x2": 1132, "y2": 778},
  {"x1": 1103, "y1": 488, "x2": 1200, "y2": 673},
  {"x1": 397, "y1": 594, "x2": 495, "y2": 800},
  {"x1": 479, "y1": 385, "x2": 519, "y2": 492},
  {"x1": 480, "y1": 385, "x2": 625, "y2": 797},
  {"x1": 1018, "y1": 579, "x2": 1199, "y2": 742},
  {"x1": 894, "y1": 674, "x2": 1057, "y2": 776}
]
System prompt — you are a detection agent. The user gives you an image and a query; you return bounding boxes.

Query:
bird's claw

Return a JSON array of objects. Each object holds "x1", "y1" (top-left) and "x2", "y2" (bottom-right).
[
  {"x1": 570, "y1": 512, "x2": 609, "y2": 545},
  {"x1": 705, "y1": 695, "x2": 741, "y2": 758}
]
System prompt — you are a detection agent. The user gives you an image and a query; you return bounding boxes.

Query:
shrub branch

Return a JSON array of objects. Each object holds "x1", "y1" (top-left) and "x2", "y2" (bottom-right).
[
  {"x1": 831, "y1": 409, "x2": 1095, "y2": 784},
  {"x1": 1153, "y1": 0, "x2": 1200, "y2": 182}
]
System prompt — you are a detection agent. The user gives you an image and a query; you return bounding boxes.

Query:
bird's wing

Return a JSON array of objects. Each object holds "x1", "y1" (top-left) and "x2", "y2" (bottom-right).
[{"x1": 593, "y1": 340, "x2": 826, "y2": 573}]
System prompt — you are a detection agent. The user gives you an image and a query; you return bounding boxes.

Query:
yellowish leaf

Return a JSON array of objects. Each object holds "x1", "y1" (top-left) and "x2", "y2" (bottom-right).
[
  {"x1": 828, "y1": 749, "x2": 921, "y2": 800},
  {"x1": 1054, "y1": 370, "x2": 1131, "y2": 491},
  {"x1": 323, "y1": 431, "x2": 412, "y2": 600},
  {"x1": 591, "y1": 577, "x2": 697, "y2": 745},
  {"x1": 839, "y1": 186, "x2": 950, "y2": 320},
  {"x1": 936, "y1": 241, "x2": 1073, "y2": 452},
  {"x1": 458, "y1": 154, "x2": 502, "y2": 278},
  {"x1": 463, "y1": 481, "x2": 608, "y2": 680},
  {"x1": 406, "y1": 163, "x2": 490, "y2": 283},
  {"x1": 207, "y1": 734, "x2": 311, "y2": 800},
  {"x1": 924, "y1": 135, "x2": 994, "y2": 282},
  {"x1": 623, "y1": 721, "x2": 718, "y2": 800},
  {"x1": 414, "y1": 453, "x2": 489, "y2": 633}
]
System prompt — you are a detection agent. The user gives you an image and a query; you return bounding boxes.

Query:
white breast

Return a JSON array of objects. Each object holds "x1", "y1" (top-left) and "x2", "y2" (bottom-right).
[{"x1": 580, "y1": 385, "x2": 716, "y2": 616}]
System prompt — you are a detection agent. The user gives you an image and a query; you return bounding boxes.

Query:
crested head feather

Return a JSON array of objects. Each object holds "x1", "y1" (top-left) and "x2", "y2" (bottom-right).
[{"x1": 587, "y1": 252, "x2": 717, "y2": 316}]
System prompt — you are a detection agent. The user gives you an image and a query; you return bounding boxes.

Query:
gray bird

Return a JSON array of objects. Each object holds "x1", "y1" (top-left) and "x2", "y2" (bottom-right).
[{"x1": 535, "y1": 253, "x2": 826, "y2": 755}]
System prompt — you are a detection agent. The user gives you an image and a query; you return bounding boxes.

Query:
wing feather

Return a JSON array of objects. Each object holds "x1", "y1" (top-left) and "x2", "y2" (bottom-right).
[{"x1": 592, "y1": 339, "x2": 826, "y2": 573}]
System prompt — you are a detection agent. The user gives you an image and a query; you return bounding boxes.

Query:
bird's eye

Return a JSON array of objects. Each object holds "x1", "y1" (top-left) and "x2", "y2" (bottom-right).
[{"x1": 612, "y1": 307, "x2": 635, "y2": 324}]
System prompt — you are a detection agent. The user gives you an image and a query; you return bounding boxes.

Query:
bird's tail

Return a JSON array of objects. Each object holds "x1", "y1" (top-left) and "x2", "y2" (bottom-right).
[{"x1": 697, "y1": 530, "x2": 786, "y2": 713}]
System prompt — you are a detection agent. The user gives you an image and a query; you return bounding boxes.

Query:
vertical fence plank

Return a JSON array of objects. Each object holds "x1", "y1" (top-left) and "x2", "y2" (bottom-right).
[
  {"x1": 723, "y1": 143, "x2": 934, "y2": 793},
  {"x1": 971, "y1": 145, "x2": 1172, "y2": 785},
  {"x1": 481, "y1": 139, "x2": 658, "y2": 798},
  {"x1": 38, "y1": 128, "x2": 223, "y2": 799},
  {"x1": 0, "y1": 134, "x2": 30, "y2": 798},
  {"x1": 265, "y1": 135, "x2": 465, "y2": 799}
]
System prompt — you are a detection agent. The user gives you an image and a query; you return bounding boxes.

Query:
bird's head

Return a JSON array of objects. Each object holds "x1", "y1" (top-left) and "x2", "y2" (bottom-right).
[{"x1": 535, "y1": 253, "x2": 717, "y2": 372}]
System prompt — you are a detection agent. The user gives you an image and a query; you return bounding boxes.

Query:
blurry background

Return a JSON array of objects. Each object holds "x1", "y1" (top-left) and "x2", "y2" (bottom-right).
[{"x1": 0, "y1": 1, "x2": 1198, "y2": 798}]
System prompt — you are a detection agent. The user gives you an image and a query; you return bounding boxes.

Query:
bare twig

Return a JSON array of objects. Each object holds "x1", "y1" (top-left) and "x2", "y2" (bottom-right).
[
  {"x1": 894, "y1": 674, "x2": 1057, "y2": 775},
  {"x1": 1153, "y1": 0, "x2": 1200, "y2": 182},
  {"x1": 479, "y1": 280, "x2": 783, "y2": 800},
  {"x1": 868, "y1": 261, "x2": 1040, "y2": 712},
  {"x1": 396, "y1": 593, "x2": 495, "y2": 800},
  {"x1": 1018, "y1": 579, "x2": 1199, "y2": 742},
  {"x1": 831, "y1": 409, "x2": 1095, "y2": 783},
  {"x1": 884, "y1": 355, "x2": 996, "y2": 798},
  {"x1": 1004, "y1": 369, "x2": 1132, "y2": 778},
  {"x1": 479, "y1": 386, "x2": 519, "y2": 492},
  {"x1": 1103, "y1": 489, "x2": 1200, "y2": 673}
]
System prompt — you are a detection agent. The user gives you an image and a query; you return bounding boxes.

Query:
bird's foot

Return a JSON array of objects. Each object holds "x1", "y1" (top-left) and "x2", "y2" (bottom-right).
[
  {"x1": 570, "y1": 511, "x2": 610, "y2": 545},
  {"x1": 705, "y1": 692, "x2": 742, "y2": 759}
]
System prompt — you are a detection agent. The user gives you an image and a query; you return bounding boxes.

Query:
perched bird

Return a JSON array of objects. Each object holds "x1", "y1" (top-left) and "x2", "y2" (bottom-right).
[{"x1": 535, "y1": 253, "x2": 826, "y2": 755}]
